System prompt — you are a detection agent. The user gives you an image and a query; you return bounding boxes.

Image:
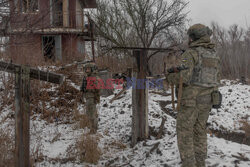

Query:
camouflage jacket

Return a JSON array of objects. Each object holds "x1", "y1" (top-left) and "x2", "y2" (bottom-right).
[
  {"x1": 166, "y1": 36, "x2": 219, "y2": 87},
  {"x1": 81, "y1": 73, "x2": 101, "y2": 103}
]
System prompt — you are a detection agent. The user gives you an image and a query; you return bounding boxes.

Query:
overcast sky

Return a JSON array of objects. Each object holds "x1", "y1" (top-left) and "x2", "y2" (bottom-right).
[{"x1": 188, "y1": 0, "x2": 250, "y2": 28}]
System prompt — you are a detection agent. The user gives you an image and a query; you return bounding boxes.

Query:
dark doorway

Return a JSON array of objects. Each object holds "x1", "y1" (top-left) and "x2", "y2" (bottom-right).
[
  {"x1": 42, "y1": 35, "x2": 62, "y2": 61},
  {"x1": 42, "y1": 36, "x2": 55, "y2": 61}
]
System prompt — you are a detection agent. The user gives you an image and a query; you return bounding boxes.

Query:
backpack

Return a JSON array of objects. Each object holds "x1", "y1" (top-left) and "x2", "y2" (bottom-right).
[{"x1": 191, "y1": 47, "x2": 220, "y2": 87}]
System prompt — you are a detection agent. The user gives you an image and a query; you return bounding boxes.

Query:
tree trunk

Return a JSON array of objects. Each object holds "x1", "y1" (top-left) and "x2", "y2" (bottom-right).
[{"x1": 131, "y1": 50, "x2": 149, "y2": 147}]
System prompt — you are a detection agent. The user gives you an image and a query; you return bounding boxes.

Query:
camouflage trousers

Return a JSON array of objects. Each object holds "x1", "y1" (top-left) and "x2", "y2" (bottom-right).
[
  {"x1": 177, "y1": 86, "x2": 213, "y2": 167},
  {"x1": 86, "y1": 97, "x2": 98, "y2": 133}
]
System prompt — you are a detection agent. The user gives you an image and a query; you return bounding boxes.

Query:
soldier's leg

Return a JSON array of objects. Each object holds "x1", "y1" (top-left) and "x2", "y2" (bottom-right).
[
  {"x1": 177, "y1": 101, "x2": 198, "y2": 167},
  {"x1": 86, "y1": 98, "x2": 98, "y2": 132},
  {"x1": 193, "y1": 99, "x2": 211, "y2": 167},
  {"x1": 92, "y1": 103, "x2": 98, "y2": 131}
]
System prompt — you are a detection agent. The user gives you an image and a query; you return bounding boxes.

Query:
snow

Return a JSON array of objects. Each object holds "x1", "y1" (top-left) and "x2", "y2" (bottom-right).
[
  {"x1": 208, "y1": 80, "x2": 250, "y2": 132},
  {"x1": 0, "y1": 76, "x2": 250, "y2": 166},
  {"x1": 207, "y1": 136, "x2": 250, "y2": 167}
]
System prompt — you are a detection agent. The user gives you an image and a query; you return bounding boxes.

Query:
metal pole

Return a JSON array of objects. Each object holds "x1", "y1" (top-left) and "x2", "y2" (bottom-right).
[{"x1": 90, "y1": 20, "x2": 95, "y2": 62}]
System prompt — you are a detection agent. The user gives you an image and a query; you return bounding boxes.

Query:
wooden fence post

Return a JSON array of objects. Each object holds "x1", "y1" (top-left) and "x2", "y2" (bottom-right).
[
  {"x1": 15, "y1": 66, "x2": 30, "y2": 167},
  {"x1": 0, "y1": 61, "x2": 64, "y2": 167},
  {"x1": 131, "y1": 50, "x2": 149, "y2": 146}
]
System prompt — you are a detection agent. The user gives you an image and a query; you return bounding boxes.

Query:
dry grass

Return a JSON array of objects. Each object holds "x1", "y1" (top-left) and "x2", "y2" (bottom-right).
[
  {"x1": 240, "y1": 120, "x2": 250, "y2": 138},
  {"x1": 73, "y1": 110, "x2": 91, "y2": 129},
  {"x1": 0, "y1": 73, "x2": 15, "y2": 167},
  {"x1": 76, "y1": 134, "x2": 102, "y2": 164},
  {"x1": 30, "y1": 80, "x2": 82, "y2": 123},
  {"x1": 30, "y1": 142, "x2": 45, "y2": 165},
  {"x1": 0, "y1": 73, "x2": 15, "y2": 111},
  {"x1": 0, "y1": 119, "x2": 45, "y2": 167},
  {"x1": 0, "y1": 61, "x2": 102, "y2": 166},
  {"x1": 0, "y1": 128, "x2": 15, "y2": 167},
  {"x1": 110, "y1": 140, "x2": 127, "y2": 150},
  {"x1": 0, "y1": 57, "x2": 82, "y2": 124}
]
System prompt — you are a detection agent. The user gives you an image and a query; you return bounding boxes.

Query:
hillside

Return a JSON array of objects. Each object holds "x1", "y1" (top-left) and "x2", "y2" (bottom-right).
[{"x1": 0, "y1": 68, "x2": 249, "y2": 167}]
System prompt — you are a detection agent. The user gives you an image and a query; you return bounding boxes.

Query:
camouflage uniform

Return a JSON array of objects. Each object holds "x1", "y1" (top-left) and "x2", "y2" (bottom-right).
[
  {"x1": 81, "y1": 63, "x2": 100, "y2": 133},
  {"x1": 166, "y1": 24, "x2": 221, "y2": 167}
]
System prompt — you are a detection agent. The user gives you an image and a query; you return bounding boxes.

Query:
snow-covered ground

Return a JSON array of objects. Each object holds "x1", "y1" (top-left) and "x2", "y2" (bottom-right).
[
  {"x1": 0, "y1": 73, "x2": 250, "y2": 166},
  {"x1": 208, "y1": 80, "x2": 250, "y2": 133}
]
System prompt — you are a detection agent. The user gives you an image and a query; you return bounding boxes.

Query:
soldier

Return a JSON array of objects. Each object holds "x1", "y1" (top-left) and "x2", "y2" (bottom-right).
[
  {"x1": 166, "y1": 24, "x2": 221, "y2": 167},
  {"x1": 81, "y1": 62, "x2": 100, "y2": 133}
]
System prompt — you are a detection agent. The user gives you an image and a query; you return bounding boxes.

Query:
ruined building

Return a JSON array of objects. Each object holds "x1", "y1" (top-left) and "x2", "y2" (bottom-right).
[{"x1": 7, "y1": 0, "x2": 97, "y2": 65}]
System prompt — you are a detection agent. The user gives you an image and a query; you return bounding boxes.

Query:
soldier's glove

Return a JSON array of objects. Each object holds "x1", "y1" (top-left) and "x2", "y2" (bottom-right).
[
  {"x1": 165, "y1": 65, "x2": 188, "y2": 85},
  {"x1": 81, "y1": 76, "x2": 87, "y2": 93},
  {"x1": 166, "y1": 73, "x2": 179, "y2": 85}
]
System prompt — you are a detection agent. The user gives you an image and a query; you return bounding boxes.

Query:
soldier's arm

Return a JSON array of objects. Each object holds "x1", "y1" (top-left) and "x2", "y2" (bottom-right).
[{"x1": 166, "y1": 49, "x2": 198, "y2": 85}]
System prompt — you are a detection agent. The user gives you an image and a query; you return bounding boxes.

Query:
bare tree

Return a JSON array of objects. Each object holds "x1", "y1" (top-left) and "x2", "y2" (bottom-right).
[
  {"x1": 212, "y1": 22, "x2": 250, "y2": 79},
  {"x1": 91, "y1": 0, "x2": 188, "y2": 74}
]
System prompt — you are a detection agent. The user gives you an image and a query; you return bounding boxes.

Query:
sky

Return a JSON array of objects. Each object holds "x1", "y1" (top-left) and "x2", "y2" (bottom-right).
[{"x1": 188, "y1": 0, "x2": 250, "y2": 28}]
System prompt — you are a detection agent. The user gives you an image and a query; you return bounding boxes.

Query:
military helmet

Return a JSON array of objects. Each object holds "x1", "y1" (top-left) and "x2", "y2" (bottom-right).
[
  {"x1": 83, "y1": 62, "x2": 98, "y2": 72},
  {"x1": 187, "y1": 24, "x2": 213, "y2": 40}
]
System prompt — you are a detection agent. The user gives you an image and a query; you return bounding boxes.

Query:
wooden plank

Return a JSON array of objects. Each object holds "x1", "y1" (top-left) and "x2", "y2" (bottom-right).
[
  {"x1": 15, "y1": 66, "x2": 30, "y2": 167},
  {"x1": 0, "y1": 61, "x2": 65, "y2": 84},
  {"x1": 63, "y1": 0, "x2": 69, "y2": 27},
  {"x1": 21, "y1": 66, "x2": 30, "y2": 167}
]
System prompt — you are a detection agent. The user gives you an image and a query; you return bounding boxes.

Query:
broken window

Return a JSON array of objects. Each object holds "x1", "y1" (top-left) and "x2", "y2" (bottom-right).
[
  {"x1": 42, "y1": 35, "x2": 62, "y2": 61},
  {"x1": 22, "y1": 0, "x2": 38, "y2": 12},
  {"x1": 43, "y1": 36, "x2": 56, "y2": 61},
  {"x1": 77, "y1": 40, "x2": 85, "y2": 54}
]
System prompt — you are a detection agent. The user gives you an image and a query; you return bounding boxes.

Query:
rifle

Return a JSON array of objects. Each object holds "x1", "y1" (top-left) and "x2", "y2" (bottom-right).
[
  {"x1": 167, "y1": 65, "x2": 188, "y2": 73},
  {"x1": 166, "y1": 65, "x2": 188, "y2": 111},
  {"x1": 78, "y1": 60, "x2": 95, "y2": 66},
  {"x1": 80, "y1": 76, "x2": 87, "y2": 93},
  {"x1": 80, "y1": 76, "x2": 87, "y2": 103}
]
